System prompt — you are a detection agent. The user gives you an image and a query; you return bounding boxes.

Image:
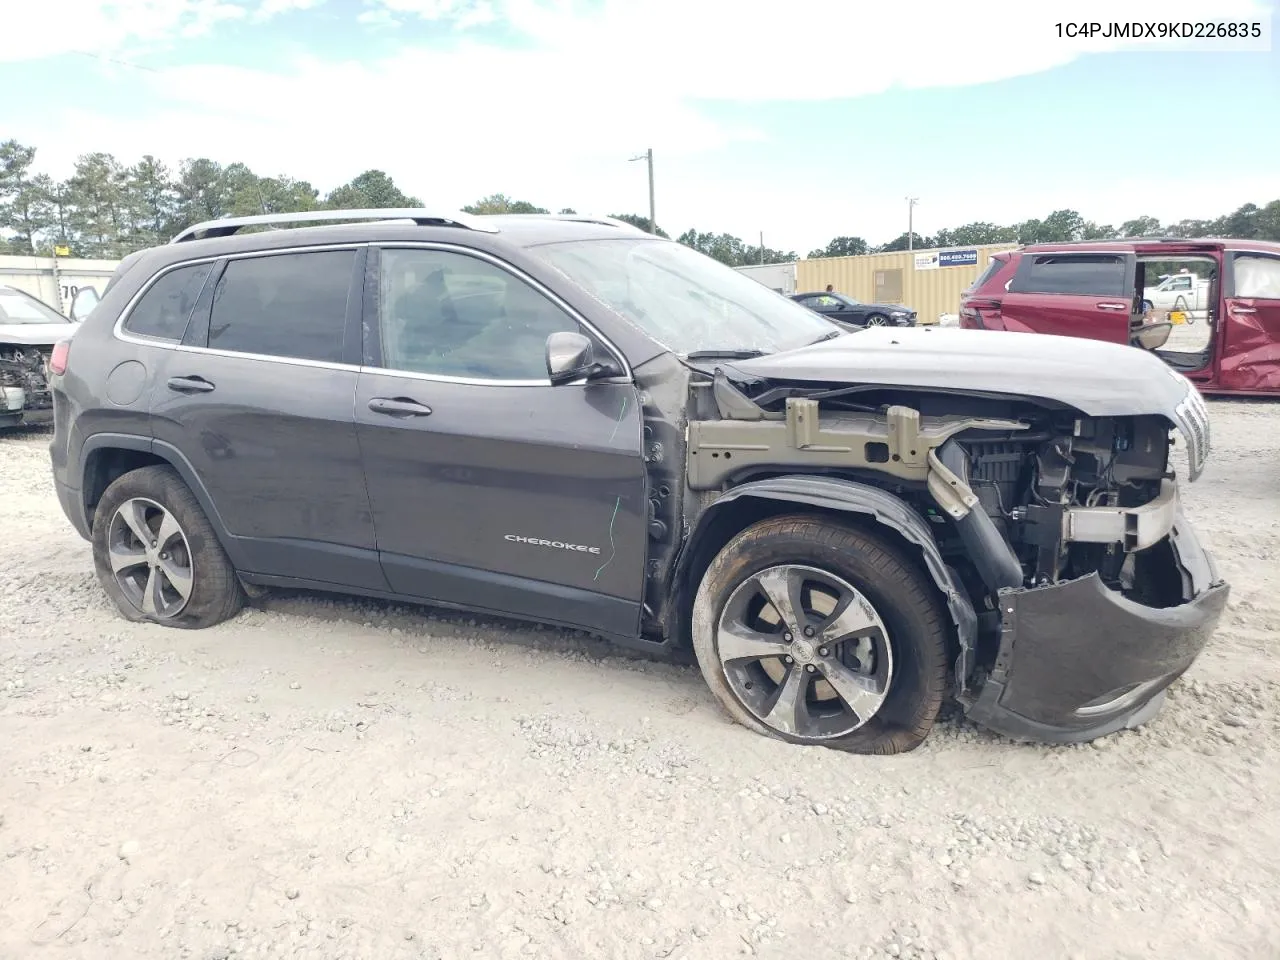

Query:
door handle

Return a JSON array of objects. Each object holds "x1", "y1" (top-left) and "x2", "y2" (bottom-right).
[
  {"x1": 1231, "y1": 306, "x2": 1257, "y2": 314},
  {"x1": 1096, "y1": 303, "x2": 1128, "y2": 311},
  {"x1": 167, "y1": 376, "x2": 215, "y2": 393},
  {"x1": 368, "y1": 397, "x2": 433, "y2": 417}
]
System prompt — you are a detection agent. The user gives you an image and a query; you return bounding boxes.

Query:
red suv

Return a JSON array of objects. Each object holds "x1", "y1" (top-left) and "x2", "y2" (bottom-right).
[{"x1": 959, "y1": 238, "x2": 1280, "y2": 396}]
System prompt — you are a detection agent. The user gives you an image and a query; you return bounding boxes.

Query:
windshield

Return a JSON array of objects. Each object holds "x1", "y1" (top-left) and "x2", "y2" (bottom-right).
[
  {"x1": 530, "y1": 238, "x2": 837, "y2": 356},
  {"x1": 0, "y1": 288, "x2": 71, "y2": 325}
]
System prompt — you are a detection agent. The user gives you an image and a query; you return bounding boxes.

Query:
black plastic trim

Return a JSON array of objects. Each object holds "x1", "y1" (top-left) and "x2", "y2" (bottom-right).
[{"x1": 379, "y1": 551, "x2": 642, "y2": 643}]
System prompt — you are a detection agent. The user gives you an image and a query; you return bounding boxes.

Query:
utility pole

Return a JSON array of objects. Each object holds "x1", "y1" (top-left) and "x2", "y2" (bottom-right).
[
  {"x1": 759, "y1": 231, "x2": 765, "y2": 265},
  {"x1": 906, "y1": 197, "x2": 919, "y2": 251},
  {"x1": 630, "y1": 148, "x2": 656, "y2": 234}
]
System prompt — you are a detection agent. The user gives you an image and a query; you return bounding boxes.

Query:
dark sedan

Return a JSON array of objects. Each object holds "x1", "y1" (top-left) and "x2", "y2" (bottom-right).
[{"x1": 791, "y1": 292, "x2": 917, "y2": 327}]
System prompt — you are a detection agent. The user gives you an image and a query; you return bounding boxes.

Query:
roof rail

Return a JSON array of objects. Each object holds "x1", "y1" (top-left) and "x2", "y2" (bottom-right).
[
  {"x1": 486, "y1": 213, "x2": 654, "y2": 233},
  {"x1": 1022, "y1": 236, "x2": 1210, "y2": 246},
  {"x1": 170, "y1": 207, "x2": 499, "y2": 244}
]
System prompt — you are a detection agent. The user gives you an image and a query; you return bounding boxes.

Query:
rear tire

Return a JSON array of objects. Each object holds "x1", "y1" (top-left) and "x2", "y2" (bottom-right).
[
  {"x1": 691, "y1": 514, "x2": 950, "y2": 754},
  {"x1": 91, "y1": 465, "x2": 244, "y2": 629}
]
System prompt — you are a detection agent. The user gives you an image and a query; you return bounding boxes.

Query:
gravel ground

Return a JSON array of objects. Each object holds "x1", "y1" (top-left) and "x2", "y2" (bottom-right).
[{"x1": 2, "y1": 401, "x2": 1278, "y2": 960}]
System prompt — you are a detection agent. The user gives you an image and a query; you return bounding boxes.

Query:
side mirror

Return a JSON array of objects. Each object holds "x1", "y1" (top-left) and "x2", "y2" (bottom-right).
[
  {"x1": 1132, "y1": 321, "x2": 1173, "y2": 351},
  {"x1": 547, "y1": 331, "x2": 596, "y2": 385},
  {"x1": 70, "y1": 287, "x2": 100, "y2": 322}
]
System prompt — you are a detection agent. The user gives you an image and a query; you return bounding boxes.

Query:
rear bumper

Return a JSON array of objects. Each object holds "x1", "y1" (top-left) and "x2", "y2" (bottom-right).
[
  {"x1": 54, "y1": 477, "x2": 91, "y2": 540},
  {"x1": 963, "y1": 511, "x2": 1228, "y2": 743}
]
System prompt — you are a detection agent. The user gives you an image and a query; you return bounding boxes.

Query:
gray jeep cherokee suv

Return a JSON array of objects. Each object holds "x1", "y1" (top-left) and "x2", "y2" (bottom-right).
[{"x1": 48, "y1": 209, "x2": 1227, "y2": 754}]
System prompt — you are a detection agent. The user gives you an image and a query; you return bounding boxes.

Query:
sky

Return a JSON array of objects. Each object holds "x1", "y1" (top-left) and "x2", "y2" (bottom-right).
[{"x1": 2, "y1": 0, "x2": 1278, "y2": 253}]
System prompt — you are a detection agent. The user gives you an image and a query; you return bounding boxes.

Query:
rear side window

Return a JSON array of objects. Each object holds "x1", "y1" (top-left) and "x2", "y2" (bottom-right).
[
  {"x1": 1233, "y1": 255, "x2": 1280, "y2": 299},
  {"x1": 1011, "y1": 255, "x2": 1127, "y2": 296},
  {"x1": 208, "y1": 251, "x2": 354, "y2": 363},
  {"x1": 968, "y1": 256, "x2": 1007, "y2": 293},
  {"x1": 124, "y1": 262, "x2": 214, "y2": 340}
]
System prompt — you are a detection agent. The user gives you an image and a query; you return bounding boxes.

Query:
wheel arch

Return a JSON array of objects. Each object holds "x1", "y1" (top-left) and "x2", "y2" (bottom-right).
[
  {"x1": 669, "y1": 475, "x2": 979, "y2": 688},
  {"x1": 81, "y1": 434, "x2": 242, "y2": 567}
]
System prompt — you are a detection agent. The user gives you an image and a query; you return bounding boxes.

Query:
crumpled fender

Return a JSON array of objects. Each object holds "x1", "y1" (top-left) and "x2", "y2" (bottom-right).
[{"x1": 680, "y1": 475, "x2": 979, "y2": 685}]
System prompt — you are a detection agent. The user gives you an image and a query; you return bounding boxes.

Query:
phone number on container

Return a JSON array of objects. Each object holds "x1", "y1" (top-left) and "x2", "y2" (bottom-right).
[{"x1": 1055, "y1": 22, "x2": 1265, "y2": 39}]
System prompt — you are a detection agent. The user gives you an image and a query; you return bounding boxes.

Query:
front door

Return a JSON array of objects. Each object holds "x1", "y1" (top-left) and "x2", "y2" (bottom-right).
[
  {"x1": 1220, "y1": 251, "x2": 1280, "y2": 394},
  {"x1": 147, "y1": 246, "x2": 385, "y2": 590},
  {"x1": 354, "y1": 245, "x2": 648, "y2": 641},
  {"x1": 1001, "y1": 252, "x2": 1136, "y2": 342}
]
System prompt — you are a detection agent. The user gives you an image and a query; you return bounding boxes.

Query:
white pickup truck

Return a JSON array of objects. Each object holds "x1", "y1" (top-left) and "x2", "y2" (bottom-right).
[{"x1": 1143, "y1": 272, "x2": 1211, "y2": 315}]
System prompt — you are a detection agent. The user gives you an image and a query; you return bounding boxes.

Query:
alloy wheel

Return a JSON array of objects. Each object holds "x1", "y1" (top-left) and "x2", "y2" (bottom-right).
[
  {"x1": 715, "y1": 564, "x2": 894, "y2": 739},
  {"x1": 106, "y1": 497, "x2": 195, "y2": 619},
  {"x1": 865, "y1": 315, "x2": 888, "y2": 326}
]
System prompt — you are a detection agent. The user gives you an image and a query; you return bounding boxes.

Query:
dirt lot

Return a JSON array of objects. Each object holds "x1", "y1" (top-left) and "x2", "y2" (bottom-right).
[{"x1": 2, "y1": 401, "x2": 1278, "y2": 960}]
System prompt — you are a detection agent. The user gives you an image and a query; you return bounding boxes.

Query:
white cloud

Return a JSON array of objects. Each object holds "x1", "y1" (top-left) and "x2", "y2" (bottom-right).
[
  {"x1": 5, "y1": 0, "x2": 1275, "y2": 249},
  {"x1": 0, "y1": 0, "x2": 249, "y2": 63},
  {"x1": 363, "y1": 0, "x2": 498, "y2": 29},
  {"x1": 253, "y1": 0, "x2": 326, "y2": 22}
]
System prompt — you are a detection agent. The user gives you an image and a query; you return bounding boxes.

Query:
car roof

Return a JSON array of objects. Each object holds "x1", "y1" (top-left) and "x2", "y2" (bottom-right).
[
  {"x1": 1017, "y1": 238, "x2": 1280, "y2": 255},
  {"x1": 125, "y1": 211, "x2": 665, "y2": 275}
]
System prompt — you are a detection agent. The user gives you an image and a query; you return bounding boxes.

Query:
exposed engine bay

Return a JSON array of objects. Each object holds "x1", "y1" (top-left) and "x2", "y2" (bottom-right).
[
  {"x1": 958, "y1": 416, "x2": 1174, "y2": 594},
  {"x1": 677, "y1": 367, "x2": 1212, "y2": 675},
  {"x1": 0, "y1": 345, "x2": 53, "y2": 420}
]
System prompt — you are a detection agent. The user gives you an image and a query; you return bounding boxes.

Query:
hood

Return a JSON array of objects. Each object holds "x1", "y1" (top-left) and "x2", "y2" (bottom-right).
[
  {"x1": 727, "y1": 327, "x2": 1211, "y2": 478},
  {"x1": 729, "y1": 327, "x2": 1193, "y2": 417},
  {"x1": 0, "y1": 322, "x2": 77, "y2": 346}
]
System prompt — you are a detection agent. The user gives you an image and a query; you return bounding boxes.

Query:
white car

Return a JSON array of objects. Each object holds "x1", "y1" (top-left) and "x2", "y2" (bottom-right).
[{"x1": 0, "y1": 285, "x2": 80, "y2": 428}]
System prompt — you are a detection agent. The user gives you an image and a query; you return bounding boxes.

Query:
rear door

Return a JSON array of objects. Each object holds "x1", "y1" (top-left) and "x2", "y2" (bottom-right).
[
  {"x1": 1000, "y1": 252, "x2": 1135, "y2": 342},
  {"x1": 353, "y1": 244, "x2": 648, "y2": 640},
  {"x1": 1220, "y1": 251, "x2": 1280, "y2": 394},
  {"x1": 145, "y1": 245, "x2": 385, "y2": 590}
]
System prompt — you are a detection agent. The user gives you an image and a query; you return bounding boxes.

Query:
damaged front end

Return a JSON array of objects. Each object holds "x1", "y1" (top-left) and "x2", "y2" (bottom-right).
[
  {"x1": 0, "y1": 345, "x2": 54, "y2": 427},
  {"x1": 687, "y1": 367, "x2": 1226, "y2": 744},
  {"x1": 946, "y1": 399, "x2": 1227, "y2": 742}
]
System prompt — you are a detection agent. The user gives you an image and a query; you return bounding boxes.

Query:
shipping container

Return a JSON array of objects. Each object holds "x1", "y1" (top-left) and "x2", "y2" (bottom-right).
[
  {"x1": 796, "y1": 244, "x2": 1018, "y2": 325},
  {"x1": 0, "y1": 255, "x2": 120, "y2": 314}
]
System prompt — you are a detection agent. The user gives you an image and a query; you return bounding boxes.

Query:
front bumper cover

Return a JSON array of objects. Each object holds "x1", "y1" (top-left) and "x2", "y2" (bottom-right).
[{"x1": 964, "y1": 510, "x2": 1228, "y2": 744}]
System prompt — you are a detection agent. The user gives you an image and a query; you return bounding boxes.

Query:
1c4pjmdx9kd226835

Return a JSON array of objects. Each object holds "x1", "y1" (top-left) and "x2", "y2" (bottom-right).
[{"x1": 48, "y1": 209, "x2": 1226, "y2": 754}]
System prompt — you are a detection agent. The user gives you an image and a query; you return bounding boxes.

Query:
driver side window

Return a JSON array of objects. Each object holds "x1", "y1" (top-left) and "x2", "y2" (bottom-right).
[{"x1": 377, "y1": 248, "x2": 581, "y2": 381}]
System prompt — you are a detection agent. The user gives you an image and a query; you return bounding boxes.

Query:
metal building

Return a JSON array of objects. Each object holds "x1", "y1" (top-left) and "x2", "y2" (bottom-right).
[
  {"x1": 796, "y1": 243, "x2": 1018, "y2": 324},
  {"x1": 734, "y1": 261, "x2": 798, "y2": 295}
]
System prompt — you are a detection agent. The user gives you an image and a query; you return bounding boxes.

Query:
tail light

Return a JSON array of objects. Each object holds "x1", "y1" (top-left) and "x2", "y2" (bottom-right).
[
  {"x1": 961, "y1": 299, "x2": 1003, "y2": 330},
  {"x1": 49, "y1": 339, "x2": 72, "y2": 376}
]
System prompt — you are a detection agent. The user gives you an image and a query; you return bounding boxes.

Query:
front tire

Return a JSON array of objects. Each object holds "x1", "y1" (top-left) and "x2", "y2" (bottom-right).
[
  {"x1": 691, "y1": 515, "x2": 950, "y2": 754},
  {"x1": 91, "y1": 465, "x2": 244, "y2": 629},
  {"x1": 864, "y1": 314, "x2": 889, "y2": 327}
]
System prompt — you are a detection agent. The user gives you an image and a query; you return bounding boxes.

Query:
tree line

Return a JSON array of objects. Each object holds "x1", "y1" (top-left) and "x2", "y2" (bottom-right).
[
  {"x1": 805, "y1": 203, "x2": 1280, "y2": 260},
  {"x1": 3, "y1": 139, "x2": 1278, "y2": 266}
]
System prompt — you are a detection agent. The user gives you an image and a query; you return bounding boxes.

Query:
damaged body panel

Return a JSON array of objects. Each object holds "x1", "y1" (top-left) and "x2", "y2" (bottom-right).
[
  {"x1": 679, "y1": 341, "x2": 1226, "y2": 740},
  {"x1": 965, "y1": 511, "x2": 1228, "y2": 742},
  {"x1": 0, "y1": 286, "x2": 76, "y2": 428},
  {"x1": 0, "y1": 344, "x2": 54, "y2": 427}
]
